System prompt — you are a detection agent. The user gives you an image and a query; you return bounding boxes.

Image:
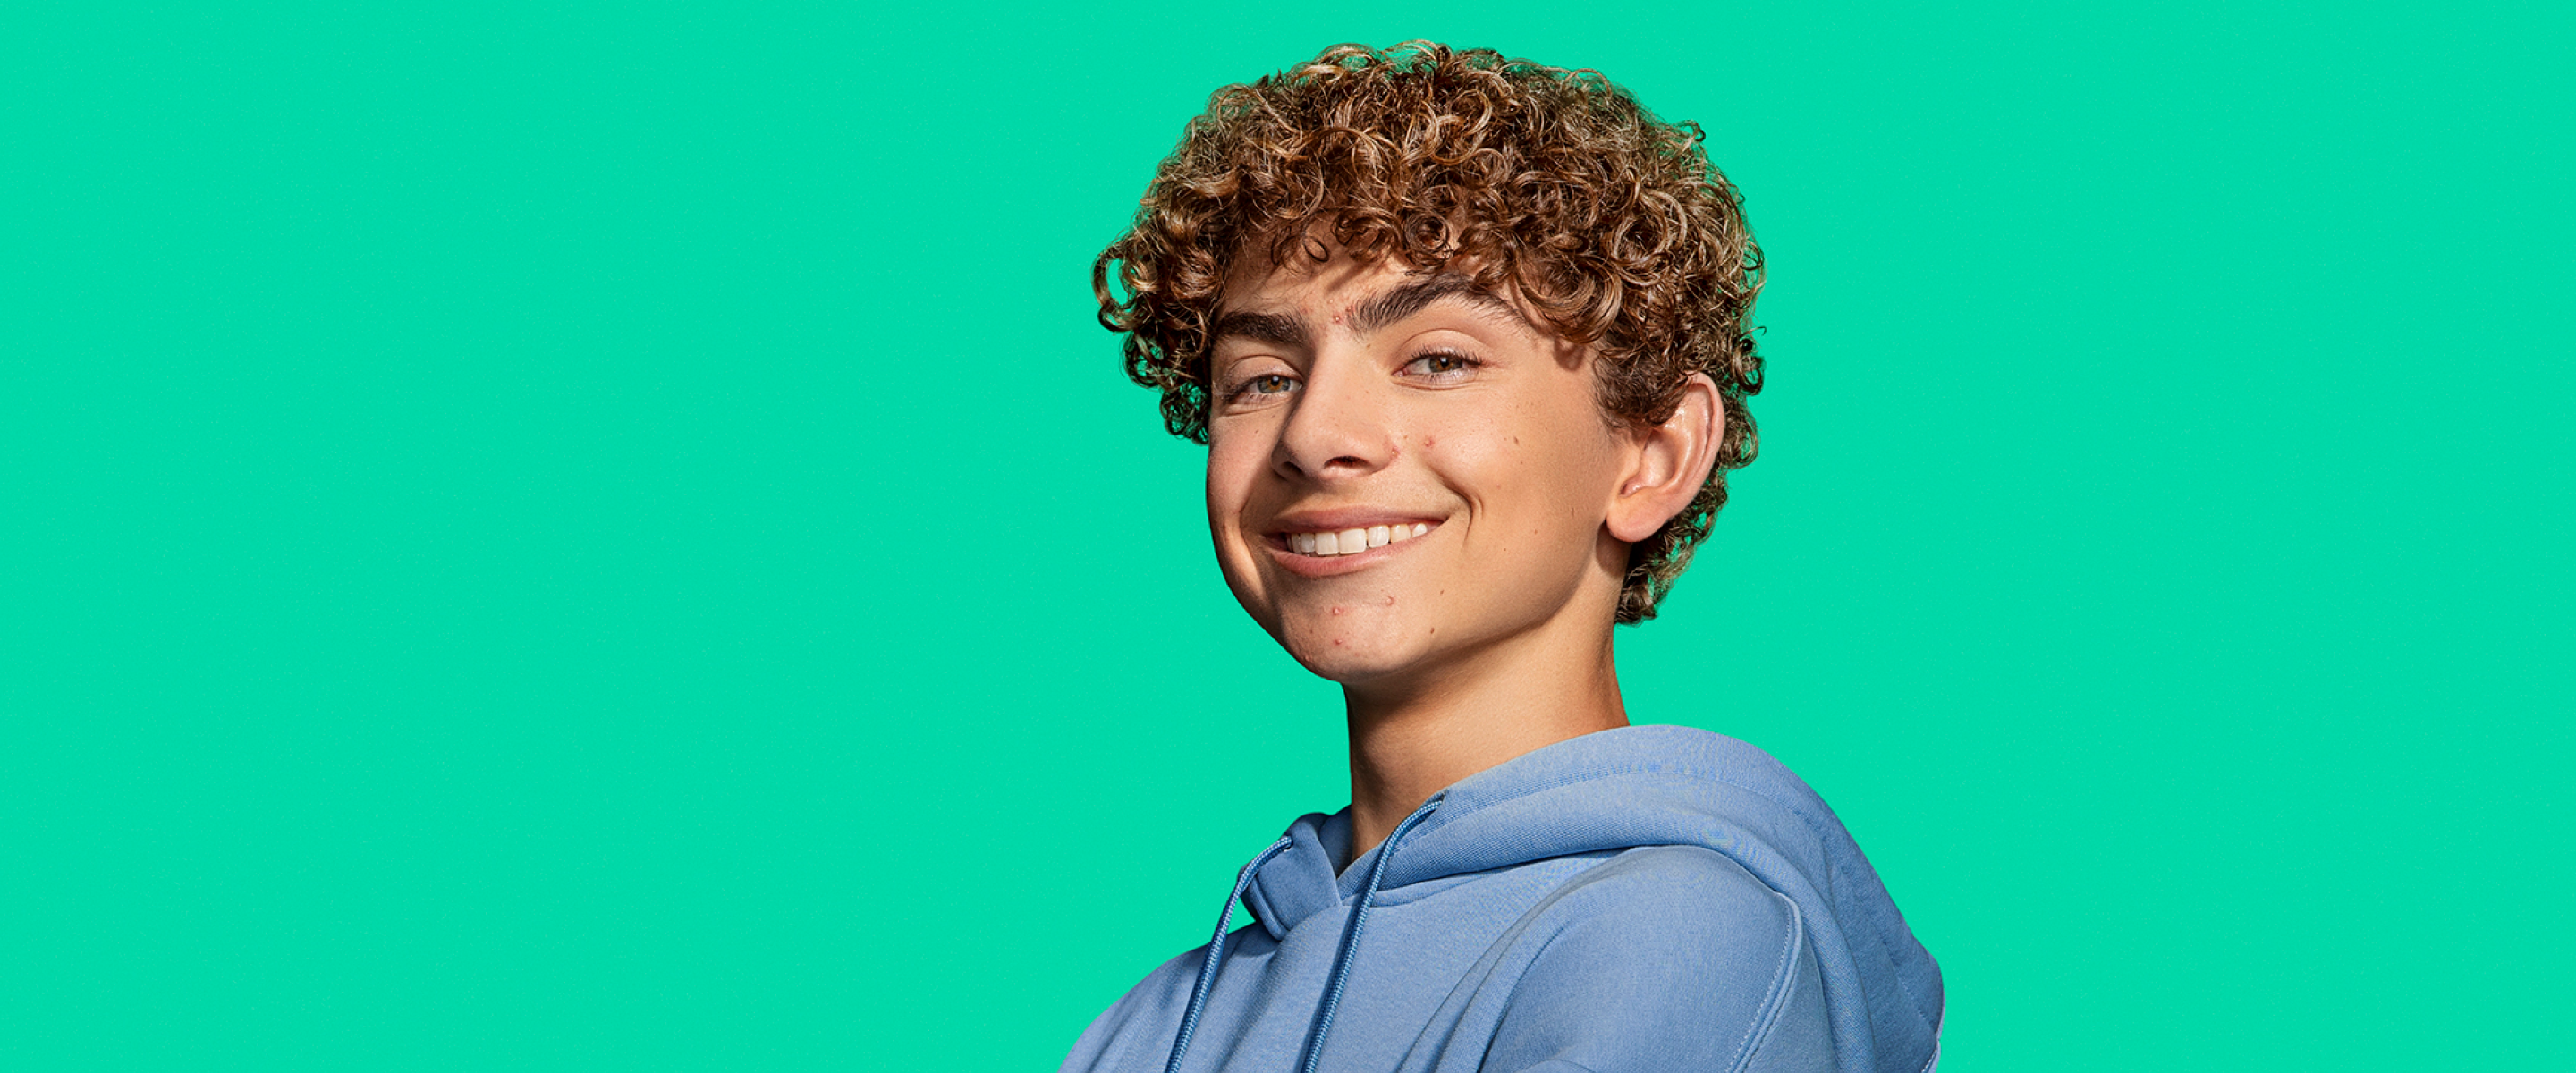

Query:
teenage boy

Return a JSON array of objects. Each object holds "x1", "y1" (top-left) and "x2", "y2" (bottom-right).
[{"x1": 1066, "y1": 43, "x2": 1943, "y2": 1073}]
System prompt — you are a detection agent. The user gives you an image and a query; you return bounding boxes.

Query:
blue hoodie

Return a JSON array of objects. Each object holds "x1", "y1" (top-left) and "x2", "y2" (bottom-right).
[{"x1": 1060, "y1": 724, "x2": 1943, "y2": 1073}]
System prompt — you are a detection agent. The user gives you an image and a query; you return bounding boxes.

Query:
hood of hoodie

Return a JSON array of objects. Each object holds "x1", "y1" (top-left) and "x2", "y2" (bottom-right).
[{"x1": 1240, "y1": 724, "x2": 1943, "y2": 1072}]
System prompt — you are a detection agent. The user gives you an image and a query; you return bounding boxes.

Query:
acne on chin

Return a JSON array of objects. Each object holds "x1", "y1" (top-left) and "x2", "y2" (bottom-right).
[{"x1": 1285, "y1": 625, "x2": 1432, "y2": 683}]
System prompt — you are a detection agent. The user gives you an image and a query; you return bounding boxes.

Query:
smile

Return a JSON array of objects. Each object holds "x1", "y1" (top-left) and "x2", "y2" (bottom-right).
[{"x1": 1286, "y1": 522, "x2": 1431, "y2": 557}]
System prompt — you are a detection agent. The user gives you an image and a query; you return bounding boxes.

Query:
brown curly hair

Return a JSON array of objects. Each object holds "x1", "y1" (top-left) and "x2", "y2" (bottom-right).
[{"x1": 1092, "y1": 42, "x2": 1764, "y2": 624}]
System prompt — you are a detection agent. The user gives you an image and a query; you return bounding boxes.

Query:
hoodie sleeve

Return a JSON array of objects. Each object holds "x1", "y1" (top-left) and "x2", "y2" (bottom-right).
[{"x1": 1478, "y1": 845, "x2": 1836, "y2": 1073}]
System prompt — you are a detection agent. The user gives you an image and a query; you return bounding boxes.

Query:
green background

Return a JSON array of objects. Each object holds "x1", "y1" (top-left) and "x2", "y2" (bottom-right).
[{"x1": 7, "y1": 1, "x2": 2568, "y2": 1069}]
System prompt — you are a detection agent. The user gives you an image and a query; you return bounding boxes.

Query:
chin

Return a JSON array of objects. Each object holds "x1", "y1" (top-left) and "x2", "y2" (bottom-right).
[{"x1": 1274, "y1": 618, "x2": 1433, "y2": 686}]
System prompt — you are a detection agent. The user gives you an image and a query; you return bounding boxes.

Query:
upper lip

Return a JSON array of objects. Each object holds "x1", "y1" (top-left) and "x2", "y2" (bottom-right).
[{"x1": 1266, "y1": 507, "x2": 1441, "y2": 534}]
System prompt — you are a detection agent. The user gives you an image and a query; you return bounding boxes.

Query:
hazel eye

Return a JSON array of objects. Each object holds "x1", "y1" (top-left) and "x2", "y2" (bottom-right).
[
  {"x1": 1223, "y1": 370, "x2": 1301, "y2": 408},
  {"x1": 1402, "y1": 351, "x2": 1482, "y2": 381}
]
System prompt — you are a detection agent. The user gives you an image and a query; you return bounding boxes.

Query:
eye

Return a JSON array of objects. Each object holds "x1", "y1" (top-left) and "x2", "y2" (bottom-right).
[
  {"x1": 1402, "y1": 351, "x2": 1482, "y2": 382},
  {"x1": 1222, "y1": 370, "x2": 1301, "y2": 409}
]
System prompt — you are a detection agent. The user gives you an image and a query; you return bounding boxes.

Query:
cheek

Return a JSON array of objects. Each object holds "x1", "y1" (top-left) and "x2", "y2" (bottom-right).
[
  {"x1": 1204, "y1": 433, "x2": 1267, "y2": 533},
  {"x1": 1444, "y1": 416, "x2": 1621, "y2": 538}
]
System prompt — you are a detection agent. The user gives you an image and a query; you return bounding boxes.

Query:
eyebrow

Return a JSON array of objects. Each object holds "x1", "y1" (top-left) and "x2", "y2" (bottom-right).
[
  {"x1": 1207, "y1": 309, "x2": 1309, "y2": 351},
  {"x1": 1207, "y1": 272, "x2": 1532, "y2": 352},
  {"x1": 1346, "y1": 272, "x2": 1530, "y2": 338}
]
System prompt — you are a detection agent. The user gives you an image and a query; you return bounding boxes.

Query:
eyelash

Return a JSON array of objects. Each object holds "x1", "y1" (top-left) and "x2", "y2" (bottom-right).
[
  {"x1": 1220, "y1": 351, "x2": 1486, "y2": 405},
  {"x1": 1225, "y1": 373, "x2": 1300, "y2": 402},
  {"x1": 1402, "y1": 351, "x2": 1482, "y2": 380}
]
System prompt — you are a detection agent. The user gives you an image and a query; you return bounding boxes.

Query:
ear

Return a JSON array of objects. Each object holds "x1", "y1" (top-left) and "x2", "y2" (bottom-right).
[{"x1": 1606, "y1": 372, "x2": 1724, "y2": 544}]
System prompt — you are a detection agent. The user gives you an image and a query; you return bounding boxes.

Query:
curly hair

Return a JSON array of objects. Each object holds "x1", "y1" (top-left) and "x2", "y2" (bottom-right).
[{"x1": 1092, "y1": 42, "x2": 1764, "y2": 624}]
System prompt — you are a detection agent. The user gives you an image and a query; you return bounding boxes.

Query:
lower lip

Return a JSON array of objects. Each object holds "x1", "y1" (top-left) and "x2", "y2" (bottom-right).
[{"x1": 1262, "y1": 526, "x2": 1437, "y2": 579}]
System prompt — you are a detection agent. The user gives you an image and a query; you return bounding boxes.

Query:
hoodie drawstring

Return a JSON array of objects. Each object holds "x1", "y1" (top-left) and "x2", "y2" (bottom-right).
[
  {"x1": 1160, "y1": 794, "x2": 1445, "y2": 1073},
  {"x1": 1298, "y1": 793, "x2": 1442, "y2": 1073},
  {"x1": 1162, "y1": 835, "x2": 1294, "y2": 1073}
]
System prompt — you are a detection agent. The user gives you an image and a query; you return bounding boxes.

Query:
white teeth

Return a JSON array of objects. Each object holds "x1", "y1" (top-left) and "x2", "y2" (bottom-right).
[{"x1": 1284, "y1": 522, "x2": 1436, "y2": 556}]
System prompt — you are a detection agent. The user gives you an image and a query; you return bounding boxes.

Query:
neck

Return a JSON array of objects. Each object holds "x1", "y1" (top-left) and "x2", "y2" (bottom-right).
[{"x1": 1340, "y1": 605, "x2": 1629, "y2": 866}]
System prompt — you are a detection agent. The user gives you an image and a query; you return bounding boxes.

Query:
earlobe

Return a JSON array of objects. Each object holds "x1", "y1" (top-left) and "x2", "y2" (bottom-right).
[{"x1": 1606, "y1": 373, "x2": 1724, "y2": 544}]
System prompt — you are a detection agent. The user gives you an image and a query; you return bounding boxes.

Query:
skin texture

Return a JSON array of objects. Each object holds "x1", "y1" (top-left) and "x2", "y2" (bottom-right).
[{"x1": 1206, "y1": 242, "x2": 1724, "y2": 861}]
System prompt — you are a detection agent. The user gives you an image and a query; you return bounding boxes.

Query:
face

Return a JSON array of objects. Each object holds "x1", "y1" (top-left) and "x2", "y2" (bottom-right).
[{"x1": 1204, "y1": 247, "x2": 1638, "y2": 688}]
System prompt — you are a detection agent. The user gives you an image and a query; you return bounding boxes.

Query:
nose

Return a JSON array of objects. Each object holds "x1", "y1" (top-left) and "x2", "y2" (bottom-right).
[{"x1": 1274, "y1": 349, "x2": 1396, "y2": 482}]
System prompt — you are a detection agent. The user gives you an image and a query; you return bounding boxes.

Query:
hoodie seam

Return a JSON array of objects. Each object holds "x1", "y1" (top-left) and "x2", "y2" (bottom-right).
[
  {"x1": 1475, "y1": 919, "x2": 1574, "y2": 1073},
  {"x1": 1724, "y1": 896, "x2": 1804, "y2": 1073},
  {"x1": 1427, "y1": 762, "x2": 1941, "y2": 1042}
]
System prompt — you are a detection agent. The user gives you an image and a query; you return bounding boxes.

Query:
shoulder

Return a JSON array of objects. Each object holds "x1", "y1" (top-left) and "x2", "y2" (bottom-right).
[
  {"x1": 1057, "y1": 943, "x2": 1206, "y2": 1073},
  {"x1": 1539, "y1": 844, "x2": 1799, "y2": 950},
  {"x1": 1483, "y1": 846, "x2": 1826, "y2": 1072}
]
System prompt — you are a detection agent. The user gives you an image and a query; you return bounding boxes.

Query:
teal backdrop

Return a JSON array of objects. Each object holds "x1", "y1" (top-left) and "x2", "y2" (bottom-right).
[{"x1": 8, "y1": 2, "x2": 2568, "y2": 1069}]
